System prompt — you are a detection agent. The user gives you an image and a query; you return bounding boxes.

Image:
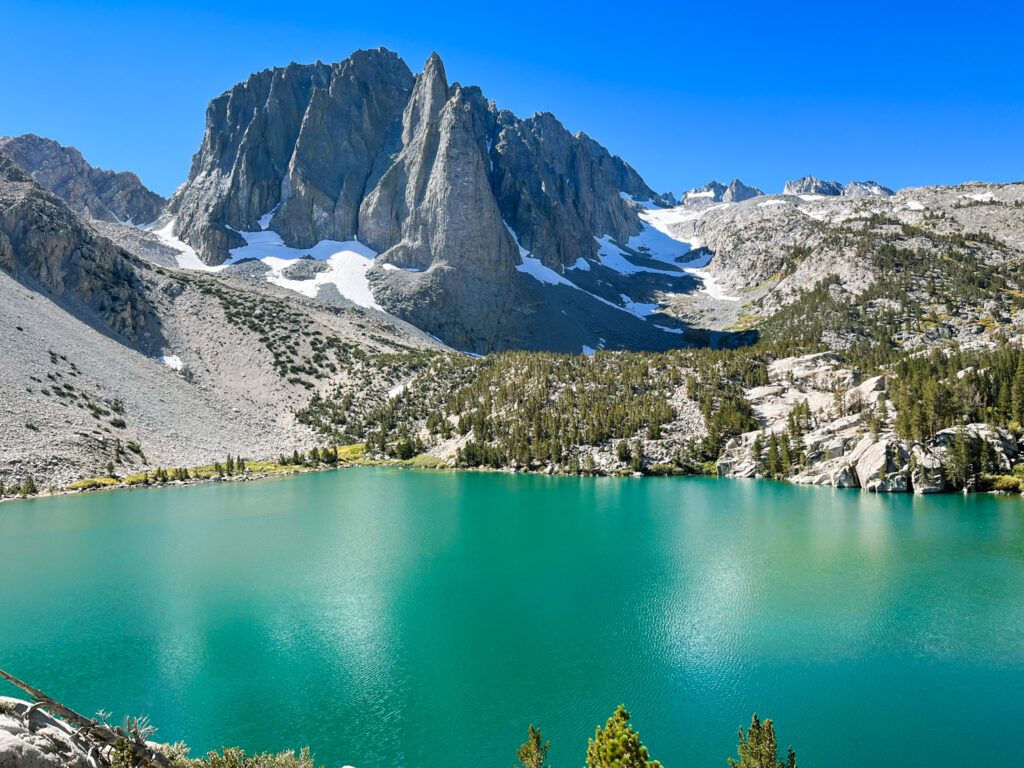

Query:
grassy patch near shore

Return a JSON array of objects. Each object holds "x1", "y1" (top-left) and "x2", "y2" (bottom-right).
[
  {"x1": 336, "y1": 443, "x2": 366, "y2": 461},
  {"x1": 408, "y1": 453, "x2": 447, "y2": 469},
  {"x1": 66, "y1": 476, "x2": 119, "y2": 491}
]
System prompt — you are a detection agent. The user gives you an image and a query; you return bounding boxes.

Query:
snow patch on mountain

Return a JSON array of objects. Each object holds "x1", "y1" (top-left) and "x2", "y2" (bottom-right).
[
  {"x1": 683, "y1": 267, "x2": 740, "y2": 301},
  {"x1": 965, "y1": 192, "x2": 995, "y2": 202},
  {"x1": 507, "y1": 223, "x2": 576, "y2": 286},
  {"x1": 620, "y1": 295, "x2": 660, "y2": 317},
  {"x1": 635, "y1": 203, "x2": 738, "y2": 301},
  {"x1": 619, "y1": 191, "x2": 659, "y2": 210},
  {"x1": 517, "y1": 255, "x2": 575, "y2": 286},
  {"x1": 153, "y1": 218, "x2": 382, "y2": 310},
  {"x1": 151, "y1": 221, "x2": 212, "y2": 271},
  {"x1": 595, "y1": 236, "x2": 681, "y2": 276},
  {"x1": 258, "y1": 205, "x2": 279, "y2": 230}
]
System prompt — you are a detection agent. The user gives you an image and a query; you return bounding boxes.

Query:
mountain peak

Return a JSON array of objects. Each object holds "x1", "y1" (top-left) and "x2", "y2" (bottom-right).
[
  {"x1": 0, "y1": 134, "x2": 166, "y2": 224},
  {"x1": 166, "y1": 47, "x2": 673, "y2": 352},
  {"x1": 723, "y1": 178, "x2": 764, "y2": 203}
]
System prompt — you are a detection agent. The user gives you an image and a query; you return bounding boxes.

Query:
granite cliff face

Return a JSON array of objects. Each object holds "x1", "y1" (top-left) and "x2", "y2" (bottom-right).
[
  {"x1": 0, "y1": 134, "x2": 166, "y2": 225},
  {"x1": 170, "y1": 49, "x2": 415, "y2": 260},
  {"x1": 358, "y1": 54, "x2": 521, "y2": 350},
  {"x1": 167, "y1": 48, "x2": 674, "y2": 351}
]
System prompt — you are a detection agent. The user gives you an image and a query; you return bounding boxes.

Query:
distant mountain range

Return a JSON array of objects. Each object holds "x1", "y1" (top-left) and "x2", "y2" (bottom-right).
[{"x1": 0, "y1": 49, "x2": 900, "y2": 354}]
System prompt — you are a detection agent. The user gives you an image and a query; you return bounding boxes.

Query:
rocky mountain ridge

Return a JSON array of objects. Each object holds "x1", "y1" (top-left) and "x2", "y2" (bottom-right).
[
  {"x1": 0, "y1": 150, "x2": 159, "y2": 345},
  {"x1": 682, "y1": 178, "x2": 764, "y2": 206},
  {"x1": 782, "y1": 176, "x2": 894, "y2": 197},
  {"x1": 653, "y1": 181, "x2": 1024, "y2": 350},
  {"x1": 4, "y1": 51, "x2": 1024, "y2": 496},
  {"x1": 0, "y1": 134, "x2": 166, "y2": 224}
]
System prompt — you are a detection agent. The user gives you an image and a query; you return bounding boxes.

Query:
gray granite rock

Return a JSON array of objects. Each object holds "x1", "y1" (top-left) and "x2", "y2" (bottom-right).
[
  {"x1": 910, "y1": 444, "x2": 945, "y2": 494},
  {"x1": 169, "y1": 49, "x2": 415, "y2": 264},
  {"x1": 0, "y1": 134, "x2": 166, "y2": 224},
  {"x1": 722, "y1": 178, "x2": 764, "y2": 203},
  {"x1": 843, "y1": 180, "x2": 895, "y2": 197},
  {"x1": 683, "y1": 180, "x2": 727, "y2": 205},
  {"x1": 280, "y1": 257, "x2": 328, "y2": 280},
  {"x1": 783, "y1": 176, "x2": 845, "y2": 196}
]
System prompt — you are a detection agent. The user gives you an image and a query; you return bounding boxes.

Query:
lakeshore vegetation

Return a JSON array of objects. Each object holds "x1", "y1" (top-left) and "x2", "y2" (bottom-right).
[{"x1": 139, "y1": 709, "x2": 795, "y2": 768}]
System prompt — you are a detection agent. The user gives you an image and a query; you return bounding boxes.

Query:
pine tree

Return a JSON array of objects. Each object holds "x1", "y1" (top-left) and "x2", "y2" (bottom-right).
[
  {"x1": 1012, "y1": 359, "x2": 1024, "y2": 425},
  {"x1": 766, "y1": 434, "x2": 780, "y2": 478},
  {"x1": 0, "y1": 479, "x2": 5, "y2": 497},
  {"x1": 616, "y1": 440, "x2": 631, "y2": 464},
  {"x1": 630, "y1": 440, "x2": 645, "y2": 472},
  {"x1": 515, "y1": 725, "x2": 549, "y2": 768},
  {"x1": 20, "y1": 476, "x2": 37, "y2": 496},
  {"x1": 750, "y1": 433, "x2": 763, "y2": 464},
  {"x1": 728, "y1": 715, "x2": 796, "y2": 768},
  {"x1": 585, "y1": 706, "x2": 662, "y2": 768},
  {"x1": 944, "y1": 427, "x2": 980, "y2": 490},
  {"x1": 779, "y1": 435, "x2": 792, "y2": 476}
]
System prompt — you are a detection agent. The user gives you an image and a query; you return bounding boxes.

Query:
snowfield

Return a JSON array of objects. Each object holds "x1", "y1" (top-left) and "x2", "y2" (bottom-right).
[{"x1": 152, "y1": 219, "x2": 382, "y2": 310}]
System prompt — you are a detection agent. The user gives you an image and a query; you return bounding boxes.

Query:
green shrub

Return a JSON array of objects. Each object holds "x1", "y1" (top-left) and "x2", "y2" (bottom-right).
[{"x1": 983, "y1": 474, "x2": 1022, "y2": 493}]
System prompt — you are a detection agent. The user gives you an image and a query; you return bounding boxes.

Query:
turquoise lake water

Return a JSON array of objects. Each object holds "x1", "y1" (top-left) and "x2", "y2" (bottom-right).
[{"x1": 1, "y1": 468, "x2": 1022, "y2": 766}]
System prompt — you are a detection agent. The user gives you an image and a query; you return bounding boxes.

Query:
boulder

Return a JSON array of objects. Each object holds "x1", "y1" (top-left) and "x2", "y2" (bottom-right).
[
  {"x1": 910, "y1": 445, "x2": 945, "y2": 494},
  {"x1": 844, "y1": 374, "x2": 887, "y2": 410},
  {"x1": 850, "y1": 434, "x2": 910, "y2": 492},
  {"x1": 830, "y1": 463, "x2": 859, "y2": 488},
  {"x1": 279, "y1": 258, "x2": 329, "y2": 280},
  {"x1": 0, "y1": 697, "x2": 92, "y2": 768}
]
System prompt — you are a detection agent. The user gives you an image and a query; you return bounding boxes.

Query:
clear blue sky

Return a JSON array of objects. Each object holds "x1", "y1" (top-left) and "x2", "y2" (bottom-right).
[{"x1": 5, "y1": 0, "x2": 1022, "y2": 198}]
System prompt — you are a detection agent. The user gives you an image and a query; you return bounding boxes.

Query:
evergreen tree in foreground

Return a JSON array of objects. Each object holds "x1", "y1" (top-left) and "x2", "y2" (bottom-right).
[
  {"x1": 515, "y1": 725, "x2": 549, "y2": 768},
  {"x1": 586, "y1": 706, "x2": 662, "y2": 768},
  {"x1": 728, "y1": 714, "x2": 796, "y2": 768}
]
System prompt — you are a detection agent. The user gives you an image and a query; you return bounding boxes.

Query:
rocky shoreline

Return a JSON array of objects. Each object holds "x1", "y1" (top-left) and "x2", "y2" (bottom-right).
[{"x1": 716, "y1": 352, "x2": 1022, "y2": 494}]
